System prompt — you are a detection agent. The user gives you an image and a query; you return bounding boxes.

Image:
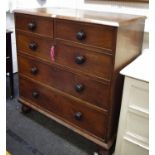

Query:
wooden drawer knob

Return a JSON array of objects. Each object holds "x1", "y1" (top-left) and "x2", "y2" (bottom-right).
[
  {"x1": 74, "y1": 112, "x2": 83, "y2": 121},
  {"x1": 32, "y1": 91, "x2": 39, "y2": 98},
  {"x1": 75, "y1": 55, "x2": 86, "y2": 64},
  {"x1": 31, "y1": 67, "x2": 38, "y2": 75},
  {"x1": 29, "y1": 42, "x2": 38, "y2": 51},
  {"x1": 28, "y1": 21, "x2": 36, "y2": 31},
  {"x1": 76, "y1": 31, "x2": 86, "y2": 41},
  {"x1": 75, "y1": 84, "x2": 84, "y2": 92}
]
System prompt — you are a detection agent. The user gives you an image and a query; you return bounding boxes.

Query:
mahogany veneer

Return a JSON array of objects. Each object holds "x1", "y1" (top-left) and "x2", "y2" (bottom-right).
[{"x1": 14, "y1": 7, "x2": 146, "y2": 155}]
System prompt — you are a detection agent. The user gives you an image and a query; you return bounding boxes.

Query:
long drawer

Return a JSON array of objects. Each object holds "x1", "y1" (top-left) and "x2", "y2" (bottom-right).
[
  {"x1": 19, "y1": 76, "x2": 108, "y2": 139},
  {"x1": 15, "y1": 13, "x2": 54, "y2": 38},
  {"x1": 54, "y1": 19, "x2": 116, "y2": 51},
  {"x1": 18, "y1": 55, "x2": 110, "y2": 110}
]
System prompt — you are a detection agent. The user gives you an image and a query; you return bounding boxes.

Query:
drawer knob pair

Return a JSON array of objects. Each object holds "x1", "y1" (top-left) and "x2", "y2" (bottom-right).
[
  {"x1": 28, "y1": 21, "x2": 36, "y2": 31},
  {"x1": 29, "y1": 42, "x2": 38, "y2": 51},
  {"x1": 76, "y1": 31, "x2": 86, "y2": 41},
  {"x1": 75, "y1": 55, "x2": 86, "y2": 64},
  {"x1": 74, "y1": 112, "x2": 83, "y2": 121}
]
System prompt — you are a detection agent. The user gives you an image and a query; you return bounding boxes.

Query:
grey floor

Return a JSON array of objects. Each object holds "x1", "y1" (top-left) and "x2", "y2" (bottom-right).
[{"x1": 6, "y1": 74, "x2": 97, "y2": 155}]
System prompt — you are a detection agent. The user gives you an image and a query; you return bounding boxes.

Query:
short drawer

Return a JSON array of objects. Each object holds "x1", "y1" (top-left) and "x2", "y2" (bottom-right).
[
  {"x1": 19, "y1": 76, "x2": 108, "y2": 139},
  {"x1": 54, "y1": 19, "x2": 116, "y2": 50},
  {"x1": 55, "y1": 40, "x2": 113, "y2": 80},
  {"x1": 18, "y1": 55, "x2": 110, "y2": 110},
  {"x1": 15, "y1": 13, "x2": 53, "y2": 37},
  {"x1": 16, "y1": 31, "x2": 53, "y2": 59}
]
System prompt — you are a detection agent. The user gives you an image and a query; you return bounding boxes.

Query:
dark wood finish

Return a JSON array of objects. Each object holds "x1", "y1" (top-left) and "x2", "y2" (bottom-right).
[
  {"x1": 6, "y1": 30, "x2": 14, "y2": 99},
  {"x1": 16, "y1": 30, "x2": 54, "y2": 60},
  {"x1": 14, "y1": 8, "x2": 146, "y2": 26},
  {"x1": 114, "y1": 18, "x2": 145, "y2": 72},
  {"x1": 16, "y1": 32, "x2": 113, "y2": 80},
  {"x1": 55, "y1": 40, "x2": 113, "y2": 80},
  {"x1": 19, "y1": 76, "x2": 108, "y2": 139},
  {"x1": 18, "y1": 54, "x2": 110, "y2": 110},
  {"x1": 15, "y1": 13, "x2": 54, "y2": 38},
  {"x1": 14, "y1": 8, "x2": 145, "y2": 153},
  {"x1": 54, "y1": 19, "x2": 116, "y2": 50},
  {"x1": 106, "y1": 18, "x2": 145, "y2": 141}
]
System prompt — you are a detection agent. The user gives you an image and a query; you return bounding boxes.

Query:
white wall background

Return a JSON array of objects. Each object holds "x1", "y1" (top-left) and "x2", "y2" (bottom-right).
[{"x1": 6, "y1": 0, "x2": 149, "y2": 73}]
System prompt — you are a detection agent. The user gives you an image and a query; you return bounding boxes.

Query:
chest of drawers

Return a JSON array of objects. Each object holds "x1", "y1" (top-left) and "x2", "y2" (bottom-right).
[{"x1": 14, "y1": 8, "x2": 145, "y2": 155}]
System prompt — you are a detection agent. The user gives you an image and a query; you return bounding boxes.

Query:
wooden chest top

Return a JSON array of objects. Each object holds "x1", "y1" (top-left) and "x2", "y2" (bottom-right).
[{"x1": 14, "y1": 7, "x2": 146, "y2": 27}]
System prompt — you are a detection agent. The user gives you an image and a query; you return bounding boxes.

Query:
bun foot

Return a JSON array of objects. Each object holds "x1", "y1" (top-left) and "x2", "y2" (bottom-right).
[
  {"x1": 98, "y1": 149, "x2": 111, "y2": 155},
  {"x1": 21, "y1": 105, "x2": 31, "y2": 114},
  {"x1": 95, "y1": 142, "x2": 115, "y2": 155}
]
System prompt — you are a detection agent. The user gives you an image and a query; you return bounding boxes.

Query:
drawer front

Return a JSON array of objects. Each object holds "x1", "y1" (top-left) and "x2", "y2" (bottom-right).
[
  {"x1": 18, "y1": 55, "x2": 110, "y2": 110},
  {"x1": 15, "y1": 13, "x2": 53, "y2": 37},
  {"x1": 16, "y1": 31, "x2": 53, "y2": 60},
  {"x1": 55, "y1": 41, "x2": 113, "y2": 80},
  {"x1": 16, "y1": 32, "x2": 113, "y2": 80},
  {"x1": 54, "y1": 19, "x2": 116, "y2": 50},
  {"x1": 19, "y1": 76, "x2": 107, "y2": 139}
]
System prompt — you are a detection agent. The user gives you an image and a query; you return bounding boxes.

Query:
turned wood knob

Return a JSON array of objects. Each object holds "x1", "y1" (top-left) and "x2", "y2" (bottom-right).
[
  {"x1": 76, "y1": 31, "x2": 86, "y2": 41},
  {"x1": 75, "y1": 55, "x2": 86, "y2": 64},
  {"x1": 74, "y1": 112, "x2": 83, "y2": 121},
  {"x1": 75, "y1": 84, "x2": 84, "y2": 92},
  {"x1": 31, "y1": 67, "x2": 38, "y2": 75},
  {"x1": 32, "y1": 91, "x2": 39, "y2": 98},
  {"x1": 28, "y1": 21, "x2": 36, "y2": 31},
  {"x1": 29, "y1": 42, "x2": 38, "y2": 51}
]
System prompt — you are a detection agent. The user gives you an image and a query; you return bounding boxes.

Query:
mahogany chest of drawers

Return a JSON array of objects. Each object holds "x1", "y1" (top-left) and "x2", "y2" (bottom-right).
[{"x1": 14, "y1": 8, "x2": 145, "y2": 155}]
